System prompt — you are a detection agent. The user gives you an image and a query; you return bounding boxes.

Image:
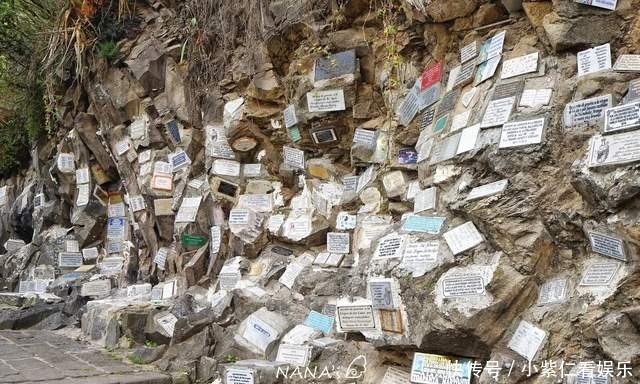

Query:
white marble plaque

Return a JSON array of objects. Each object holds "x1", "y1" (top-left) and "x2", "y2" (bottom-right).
[
  {"x1": 450, "y1": 110, "x2": 471, "y2": 132},
  {"x1": 588, "y1": 231, "x2": 626, "y2": 261},
  {"x1": 229, "y1": 208, "x2": 251, "y2": 225},
  {"x1": 537, "y1": 278, "x2": 568, "y2": 305},
  {"x1": 429, "y1": 133, "x2": 461, "y2": 165},
  {"x1": 500, "y1": 52, "x2": 539, "y2": 79},
  {"x1": 442, "y1": 274, "x2": 485, "y2": 297},
  {"x1": 283, "y1": 146, "x2": 305, "y2": 170},
  {"x1": 243, "y1": 315, "x2": 278, "y2": 352},
  {"x1": 460, "y1": 41, "x2": 477, "y2": 64},
  {"x1": 443, "y1": 222, "x2": 483, "y2": 255},
  {"x1": 153, "y1": 198, "x2": 173, "y2": 216},
  {"x1": 157, "y1": 314, "x2": 178, "y2": 337},
  {"x1": 461, "y1": 87, "x2": 478, "y2": 108},
  {"x1": 520, "y1": 89, "x2": 552, "y2": 107},
  {"x1": 210, "y1": 226, "x2": 221, "y2": 254},
  {"x1": 613, "y1": 54, "x2": 640, "y2": 72},
  {"x1": 283, "y1": 104, "x2": 298, "y2": 128},
  {"x1": 81, "y1": 279, "x2": 111, "y2": 297},
  {"x1": 374, "y1": 234, "x2": 405, "y2": 259},
  {"x1": 58, "y1": 252, "x2": 83, "y2": 268},
  {"x1": 279, "y1": 262, "x2": 304, "y2": 289},
  {"x1": 127, "y1": 283, "x2": 152, "y2": 297},
  {"x1": 574, "y1": 0, "x2": 617, "y2": 11},
  {"x1": 129, "y1": 195, "x2": 146, "y2": 213},
  {"x1": 82, "y1": 247, "x2": 99, "y2": 261},
  {"x1": 75, "y1": 168, "x2": 90, "y2": 184},
  {"x1": 481, "y1": 97, "x2": 515, "y2": 128},
  {"x1": 129, "y1": 117, "x2": 147, "y2": 140},
  {"x1": 403, "y1": 241, "x2": 439, "y2": 264},
  {"x1": 219, "y1": 264, "x2": 241, "y2": 290},
  {"x1": 603, "y1": 101, "x2": 640, "y2": 133},
  {"x1": 154, "y1": 161, "x2": 172, "y2": 175},
  {"x1": 212, "y1": 159, "x2": 241, "y2": 177},
  {"x1": 154, "y1": 247, "x2": 169, "y2": 270},
  {"x1": 499, "y1": 118, "x2": 545, "y2": 148},
  {"x1": 587, "y1": 130, "x2": 640, "y2": 167},
  {"x1": 564, "y1": 94, "x2": 612, "y2": 126},
  {"x1": 466, "y1": 179, "x2": 508, "y2": 201},
  {"x1": 226, "y1": 369, "x2": 254, "y2": 384},
  {"x1": 580, "y1": 262, "x2": 620, "y2": 286},
  {"x1": 327, "y1": 232, "x2": 350, "y2": 254},
  {"x1": 175, "y1": 196, "x2": 202, "y2": 223},
  {"x1": 76, "y1": 184, "x2": 90, "y2": 207},
  {"x1": 478, "y1": 30, "x2": 506, "y2": 63},
  {"x1": 336, "y1": 304, "x2": 376, "y2": 331},
  {"x1": 398, "y1": 89, "x2": 420, "y2": 126},
  {"x1": 508, "y1": 320, "x2": 546, "y2": 361},
  {"x1": 369, "y1": 280, "x2": 395, "y2": 309},
  {"x1": 115, "y1": 138, "x2": 131, "y2": 155},
  {"x1": 577, "y1": 44, "x2": 611, "y2": 77},
  {"x1": 276, "y1": 344, "x2": 310, "y2": 367},
  {"x1": 456, "y1": 124, "x2": 481, "y2": 155},
  {"x1": 353, "y1": 128, "x2": 377, "y2": 147},
  {"x1": 57, "y1": 153, "x2": 75, "y2": 173},
  {"x1": 336, "y1": 212, "x2": 357, "y2": 230},
  {"x1": 381, "y1": 366, "x2": 412, "y2": 384},
  {"x1": 306, "y1": 89, "x2": 346, "y2": 112},
  {"x1": 475, "y1": 55, "x2": 501, "y2": 85},
  {"x1": 414, "y1": 187, "x2": 437, "y2": 213}
]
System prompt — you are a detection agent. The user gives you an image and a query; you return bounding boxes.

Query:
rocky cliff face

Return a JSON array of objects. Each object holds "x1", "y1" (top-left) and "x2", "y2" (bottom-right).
[{"x1": 1, "y1": 0, "x2": 640, "y2": 383}]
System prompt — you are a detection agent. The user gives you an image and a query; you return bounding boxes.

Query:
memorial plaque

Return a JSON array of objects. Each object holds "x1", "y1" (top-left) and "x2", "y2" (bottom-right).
[
  {"x1": 577, "y1": 44, "x2": 611, "y2": 77},
  {"x1": 153, "y1": 198, "x2": 173, "y2": 216},
  {"x1": 461, "y1": 87, "x2": 478, "y2": 108},
  {"x1": 411, "y1": 353, "x2": 472, "y2": 384},
  {"x1": 243, "y1": 314, "x2": 279, "y2": 352},
  {"x1": 450, "y1": 110, "x2": 470, "y2": 131},
  {"x1": 226, "y1": 368, "x2": 255, "y2": 384},
  {"x1": 57, "y1": 153, "x2": 75, "y2": 173},
  {"x1": 587, "y1": 130, "x2": 640, "y2": 167},
  {"x1": 151, "y1": 175, "x2": 173, "y2": 191},
  {"x1": 398, "y1": 89, "x2": 420, "y2": 126},
  {"x1": 19, "y1": 280, "x2": 50, "y2": 294},
  {"x1": 374, "y1": 234, "x2": 405, "y2": 259},
  {"x1": 446, "y1": 66, "x2": 460, "y2": 91},
  {"x1": 166, "y1": 120, "x2": 181, "y2": 143},
  {"x1": 481, "y1": 97, "x2": 515, "y2": 128},
  {"x1": 304, "y1": 310, "x2": 334, "y2": 334},
  {"x1": 416, "y1": 82, "x2": 441, "y2": 110},
  {"x1": 580, "y1": 262, "x2": 620, "y2": 286},
  {"x1": 508, "y1": 320, "x2": 546, "y2": 361},
  {"x1": 175, "y1": 196, "x2": 202, "y2": 223},
  {"x1": 574, "y1": 0, "x2": 617, "y2": 11},
  {"x1": 306, "y1": 89, "x2": 346, "y2": 112},
  {"x1": 564, "y1": 94, "x2": 612, "y2": 126},
  {"x1": 466, "y1": 179, "x2": 508, "y2": 201},
  {"x1": 603, "y1": 101, "x2": 640, "y2": 133},
  {"x1": 58, "y1": 252, "x2": 83, "y2": 268},
  {"x1": 613, "y1": 54, "x2": 640, "y2": 72},
  {"x1": 624, "y1": 78, "x2": 640, "y2": 103},
  {"x1": 382, "y1": 366, "x2": 411, "y2": 384},
  {"x1": 461, "y1": 41, "x2": 477, "y2": 64},
  {"x1": 420, "y1": 61, "x2": 442, "y2": 91},
  {"x1": 436, "y1": 89, "x2": 460, "y2": 117},
  {"x1": 283, "y1": 146, "x2": 305, "y2": 170},
  {"x1": 402, "y1": 240, "x2": 439, "y2": 272},
  {"x1": 500, "y1": 52, "x2": 539, "y2": 79},
  {"x1": 432, "y1": 115, "x2": 448, "y2": 134},
  {"x1": 475, "y1": 55, "x2": 501, "y2": 85},
  {"x1": 157, "y1": 313, "x2": 178, "y2": 336},
  {"x1": 327, "y1": 232, "x2": 350, "y2": 254},
  {"x1": 499, "y1": 118, "x2": 545, "y2": 148},
  {"x1": 82, "y1": 247, "x2": 99, "y2": 261},
  {"x1": 401, "y1": 216, "x2": 445, "y2": 234},
  {"x1": 276, "y1": 344, "x2": 310, "y2": 367},
  {"x1": 369, "y1": 280, "x2": 395, "y2": 309},
  {"x1": 398, "y1": 148, "x2": 417, "y2": 164},
  {"x1": 212, "y1": 159, "x2": 241, "y2": 177},
  {"x1": 75, "y1": 168, "x2": 90, "y2": 185},
  {"x1": 283, "y1": 104, "x2": 298, "y2": 128},
  {"x1": 129, "y1": 195, "x2": 146, "y2": 212},
  {"x1": 81, "y1": 279, "x2": 111, "y2": 297},
  {"x1": 442, "y1": 274, "x2": 485, "y2": 297},
  {"x1": 492, "y1": 80, "x2": 524, "y2": 101},
  {"x1": 311, "y1": 127, "x2": 338, "y2": 144},
  {"x1": 336, "y1": 304, "x2": 376, "y2": 331},
  {"x1": 353, "y1": 128, "x2": 377, "y2": 147},
  {"x1": 414, "y1": 187, "x2": 437, "y2": 213},
  {"x1": 420, "y1": 106, "x2": 436, "y2": 130},
  {"x1": 314, "y1": 49, "x2": 356, "y2": 81},
  {"x1": 588, "y1": 231, "x2": 626, "y2": 261},
  {"x1": 379, "y1": 309, "x2": 403, "y2": 334},
  {"x1": 537, "y1": 278, "x2": 568, "y2": 305},
  {"x1": 127, "y1": 283, "x2": 152, "y2": 297},
  {"x1": 478, "y1": 30, "x2": 506, "y2": 63},
  {"x1": 154, "y1": 247, "x2": 169, "y2": 270},
  {"x1": 453, "y1": 60, "x2": 476, "y2": 89},
  {"x1": 443, "y1": 221, "x2": 483, "y2": 255},
  {"x1": 456, "y1": 124, "x2": 481, "y2": 155},
  {"x1": 429, "y1": 132, "x2": 460, "y2": 164},
  {"x1": 169, "y1": 150, "x2": 191, "y2": 172},
  {"x1": 76, "y1": 184, "x2": 90, "y2": 206},
  {"x1": 520, "y1": 89, "x2": 552, "y2": 107},
  {"x1": 219, "y1": 264, "x2": 241, "y2": 290},
  {"x1": 279, "y1": 261, "x2": 304, "y2": 289}
]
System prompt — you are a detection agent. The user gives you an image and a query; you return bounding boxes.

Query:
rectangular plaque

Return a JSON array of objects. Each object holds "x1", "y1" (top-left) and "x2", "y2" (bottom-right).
[
  {"x1": 587, "y1": 130, "x2": 640, "y2": 167},
  {"x1": 466, "y1": 179, "x2": 508, "y2": 201},
  {"x1": 564, "y1": 94, "x2": 612, "y2": 126},
  {"x1": 436, "y1": 89, "x2": 460, "y2": 117},
  {"x1": 443, "y1": 222, "x2": 483, "y2": 255},
  {"x1": 306, "y1": 90, "x2": 346, "y2": 112},
  {"x1": 379, "y1": 309, "x2": 403, "y2": 334},
  {"x1": 492, "y1": 80, "x2": 524, "y2": 101},
  {"x1": 475, "y1": 55, "x2": 501, "y2": 85},
  {"x1": 414, "y1": 187, "x2": 437, "y2": 213},
  {"x1": 398, "y1": 89, "x2": 420, "y2": 126},
  {"x1": 311, "y1": 127, "x2": 338, "y2": 144},
  {"x1": 283, "y1": 146, "x2": 305, "y2": 169},
  {"x1": 499, "y1": 118, "x2": 545, "y2": 148},
  {"x1": 453, "y1": 61, "x2": 476, "y2": 89},
  {"x1": 508, "y1": 320, "x2": 546, "y2": 361},
  {"x1": 276, "y1": 344, "x2": 310, "y2": 367},
  {"x1": 175, "y1": 196, "x2": 202, "y2": 223},
  {"x1": 442, "y1": 274, "x2": 485, "y2": 297},
  {"x1": 603, "y1": 101, "x2": 640, "y2": 133},
  {"x1": 369, "y1": 280, "x2": 395, "y2": 309},
  {"x1": 478, "y1": 30, "x2": 506, "y2": 63},
  {"x1": 58, "y1": 252, "x2": 83, "y2": 268},
  {"x1": 243, "y1": 315, "x2": 278, "y2": 353},
  {"x1": 461, "y1": 41, "x2": 477, "y2": 64},
  {"x1": 520, "y1": 89, "x2": 552, "y2": 107},
  {"x1": 577, "y1": 44, "x2": 611, "y2": 77},
  {"x1": 624, "y1": 78, "x2": 640, "y2": 104},
  {"x1": 353, "y1": 128, "x2": 376, "y2": 147},
  {"x1": 500, "y1": 52, "x2": 539, "y2": 79},
  {"x1": 416, "y1": 82, "x2": 441, "y2": 110},
  {"x1": 588, "y1": 231, "x2": 626, "y2": 261},
  {"x1": 537, "y1": 278, "x2": 568, "y2": 305},
  {"x1": 429, "y1": 132, "x2": 460, "y2": 164},
  {"x1": 613, "y1": 54, "x2": 640, "y2": 72},
  {"x1": 314, "y1": 49, "x2": 356, "y2": 81},
  {"x1": 420, "y1": 106, "x2": 436, "y2": 130},
  {"x1": 450, "y1": 110, "x2": 470, "y2": 132},
  {"x1": 336, "y1": 304, "x2": 376, "y2": 331},
  {"x1": 382, "y1": 366, "x2": 411, "y2": 384},
  {"x1": 304, "y1": 310, "x2": 334, "y2": 334},
  {"x1": 580, "y1": 262, "x2": 620, "y2": 286},
  {"x1": 226, "y1": 368, "x2": 255, "y2": 384},
  {"x1": 283, "y1": 104, "x2": 298, "y2": 128},
  {"x1": 80, "y1": 279, "x2": 111, "y2": 297},
  {"x1": 481, "y1": 97, "x2": 515, "y2": 128},
  {"x1": 420, "y1": 61, "x2": 442, "y2": 90},
  {"x1": 411, "y1": 353, "x2": 472, "y2": 384},
  {"x1": 574, "y1": 0, "x2": 617, "y2": 10},
  {"x1": 401, "y1": 216, "x2": 445, "y2": 234},
  {"x1": 456, "y1": 124, "x2": 481, "y2": 155},
  {"x1": 327, "y1": 232, "x2": 350, "y2": 254},
  {"x1": 374, "y1": 234, "x2": 405, "y2": 259}
]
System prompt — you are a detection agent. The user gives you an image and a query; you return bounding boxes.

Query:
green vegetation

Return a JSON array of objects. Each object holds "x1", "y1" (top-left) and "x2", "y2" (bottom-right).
[
  {"x1": 96, "y1": 40, "x2": 120, "y2": 62},
  {"x1": 144, "y1": 339, "x2": 158, "y2": 348},
  {"x1": 127, "y1": 355, "x2": 146, "y2": 365}
]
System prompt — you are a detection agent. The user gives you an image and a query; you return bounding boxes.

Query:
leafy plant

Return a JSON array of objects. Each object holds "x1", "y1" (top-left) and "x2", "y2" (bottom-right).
[
  {"x1": 144, "y1": 339, "x2": 158, "y2": 348},
  {"x1": 127, "y1": 355, "x2": 146, "y2": 365},
  {"x1": 96, "y1": 40, "x2": 119, "y2": 62}
]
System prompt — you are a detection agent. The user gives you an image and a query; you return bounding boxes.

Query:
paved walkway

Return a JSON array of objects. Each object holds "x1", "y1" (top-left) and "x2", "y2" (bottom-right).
[{"x1": 0, "y1": 330, "x2": 171, "y2": 384}]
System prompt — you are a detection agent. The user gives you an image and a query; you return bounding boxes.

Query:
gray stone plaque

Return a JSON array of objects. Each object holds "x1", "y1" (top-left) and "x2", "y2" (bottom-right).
[
  {"x1": 603, "y1": 101, "x2": 640, "y2": 134},
  {"x1": 564, "y1": 95, "x2": 612, "y2": 127},
  {"x1": 588, "y1": 231, "x2": 626, "y2": 261},
  {"x1": 369, "y1": 280, "x2": 395, "y2": 309},
  {"x1": 314, "y1": 49, "x2": 357, "y2": 81}
]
